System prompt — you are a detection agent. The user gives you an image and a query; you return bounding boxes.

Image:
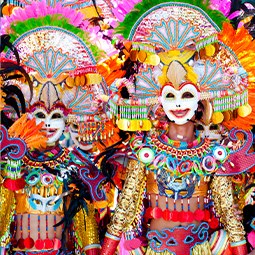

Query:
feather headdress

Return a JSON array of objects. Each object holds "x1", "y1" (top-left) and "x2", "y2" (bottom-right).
[
  {"x1": 2, "y1": 0, "x2": 106, "y2": 111},
  {"x1": 106, "y1": 0, "x2": 255, "y2": 131}
]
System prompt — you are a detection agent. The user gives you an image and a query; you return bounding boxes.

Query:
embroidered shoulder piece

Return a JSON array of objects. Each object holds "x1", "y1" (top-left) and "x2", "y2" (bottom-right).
[{"x1": 217, "y1": 128, "x2": 255, "y2": 175}]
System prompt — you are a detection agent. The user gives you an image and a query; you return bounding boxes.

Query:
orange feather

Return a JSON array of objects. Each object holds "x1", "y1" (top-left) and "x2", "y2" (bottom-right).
[
  {"x1": 219, "y1": 23, "x2": 255, "y2": 130},
  {"x1": 8, "y1": 114, "x2": 48, "y2": 150}
]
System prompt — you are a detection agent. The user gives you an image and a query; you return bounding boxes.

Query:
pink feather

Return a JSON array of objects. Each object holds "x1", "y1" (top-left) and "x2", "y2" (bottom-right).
[
  {"x1": 248, "y1": 231, "x2": 255, "y2": 248},
  {"x1": 113, "y1": 0, "x2": 142, "y2": 21},
  {"x1": 0, "y1": 19, "x2": 10, "y2": 35},
  {"x1": 3, "y1": 0, "x2": 85, "y2": 28},
  {"x1": 209, "y1": 0, "x2": 231, "y2": 17}
]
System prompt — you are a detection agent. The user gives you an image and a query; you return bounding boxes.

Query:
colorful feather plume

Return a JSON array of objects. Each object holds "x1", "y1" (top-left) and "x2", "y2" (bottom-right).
[
  {"x1": 2, "y1": 0, "x2": 85, "y2": 33},
  {"x1": 8, "y1": 114, "x2": 48, "y2": 150},
  {"x1": 1, "y1": 0, "x2": 105, "y2": 61},
  {"x1": 209, "y1": 0, "x2": 232, "y2": 17},
  {"x1": 97, "y1": 54, "x2": 127, "y2": 86},
  {"x1": 112, "y1": 0, "x2": 142, "y2": 22},
  {"x1": 219, "y1": 22, "x2": 255, "y2": 130}
]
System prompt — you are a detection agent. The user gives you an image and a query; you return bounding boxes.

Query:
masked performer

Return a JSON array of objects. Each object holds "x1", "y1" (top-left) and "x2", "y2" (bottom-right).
[
  {"x1": 99, "y1": 0, "x2": 255, "y2": 254},
  {"x1": 0, "y1": 1, "x2": 109, "y2": 254}
]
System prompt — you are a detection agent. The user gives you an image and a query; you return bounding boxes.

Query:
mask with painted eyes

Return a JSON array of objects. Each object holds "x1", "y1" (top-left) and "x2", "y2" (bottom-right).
[
  {"x1": 31, "y1": 103, "x2": 67, "y2": 145},
  {"x1": 29, "y1": 194, "x2": 62, "y2": 212},
  {"x1": 195, "y1": 121, "x2": 222, "y2": 142},
  {"x1": 161, "y1": 83, "x2": 199, "y2": 125},
  {"x1": 69, "y1": 122, "x2": 93, "y2": 151}
]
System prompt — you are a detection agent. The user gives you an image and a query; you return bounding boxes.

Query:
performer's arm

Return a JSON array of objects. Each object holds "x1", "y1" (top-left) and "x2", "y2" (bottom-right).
[
  {"x1": 74, "y1": 203, "x2": 101, "y2": 255},
  {"x1": 0, "y1": 176, "x2": 16, "y2": 250},
  {"x1": 101, "y1": 159, "x2": 145, "y2": 255},
  {"x1": 211, "y1": 175, "x2": 248, "y2": 255}
]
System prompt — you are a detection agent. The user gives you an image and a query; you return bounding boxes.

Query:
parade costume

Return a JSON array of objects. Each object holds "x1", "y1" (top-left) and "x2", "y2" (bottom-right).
[
  {"x1": 99, "y1": 0, "x2": 255, "y2": 254},
  {"x1": 0, "y1": 1, "x2": 111, "y2": 254}
]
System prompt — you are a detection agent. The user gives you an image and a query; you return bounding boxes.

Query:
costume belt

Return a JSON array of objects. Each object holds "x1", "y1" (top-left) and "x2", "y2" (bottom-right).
[
  {"x1": 147, "y1": 222, "x2": 209, "y2": 255},
  {"x1": 12, "y1": 250, "x2": 72, "y2": 255}
]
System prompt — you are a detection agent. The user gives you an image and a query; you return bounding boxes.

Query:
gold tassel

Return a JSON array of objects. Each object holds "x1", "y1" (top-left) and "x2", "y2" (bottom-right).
[
  {"x1": 0, "y1": 181, "x2": 15, "y2": 246},
  {"x1": 192, "y1": 241, "x2": 212, "y2": 255}
]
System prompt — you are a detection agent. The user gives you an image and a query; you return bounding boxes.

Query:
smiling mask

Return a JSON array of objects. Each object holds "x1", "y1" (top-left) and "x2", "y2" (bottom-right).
[
  {"x1": 161, "y1": 82, "x2": 199, "y2": 125},
  {"x1": 195, "y1": 120, "x2": 222, "y2": 141},
  {"x1": 69, "y1": 122, "x2": 94, "y2": 151},
  {"x1": 30, "y1": 102, "x2": 67, "y2": 145}
]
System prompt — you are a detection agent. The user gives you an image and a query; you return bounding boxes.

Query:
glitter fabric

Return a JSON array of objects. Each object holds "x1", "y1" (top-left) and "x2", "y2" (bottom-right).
[
  {"x1": 6, "y1": 30, "x2": 96, "y2": 71},
  {"x1": 211, "y1": 175, "x2": 246, "y2": 243},
  {"x1": 107, "y1": 159, "x2": 146, "y2": 237},
  {"x1": 74, "y1": 203, "x2": 100, "y2": 249},
  {"x1": 0, "y1": 181, "x2": 15, "y2": 247},
  {"x1": 130, "y1": 5, "x2": 219, "y2": 44}
]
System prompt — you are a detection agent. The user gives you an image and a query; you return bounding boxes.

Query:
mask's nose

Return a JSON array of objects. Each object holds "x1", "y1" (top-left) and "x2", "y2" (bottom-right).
[
  {"x1": 45, "y1": 118, "x2": 51, "y2": 128},
  {"x1": 41, "y1": 200, "x2": 47, "y2": 213}
]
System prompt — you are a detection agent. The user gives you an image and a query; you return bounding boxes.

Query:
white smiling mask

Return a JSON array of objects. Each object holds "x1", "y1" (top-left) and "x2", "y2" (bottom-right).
[
  {"x1": 32, "y1": 107, "x2": 66, "y2": 145},
  {"x1": 161, "y1": 83, "x2": 199, "y2": 125}
]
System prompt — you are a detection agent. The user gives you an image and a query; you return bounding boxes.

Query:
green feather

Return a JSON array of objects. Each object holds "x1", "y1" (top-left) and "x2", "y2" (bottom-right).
[
  {"x1": 8, "y1": 14, "x2": 104, "y2": 61},
  {"x1": 117, "y1": 0, "x2": 228, "y2": 39}
]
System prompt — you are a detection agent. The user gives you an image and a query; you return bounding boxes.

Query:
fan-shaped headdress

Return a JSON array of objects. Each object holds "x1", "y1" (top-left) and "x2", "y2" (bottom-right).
[
  {"x1": 2, "y1": 0, "x2": 107, "y2": 118},
  {"x1": 2, "y1": 0, "x2": 127, "y2": 151},
  {"x1": 107, "y1": 0, "x2": 255, "y2": 131}
]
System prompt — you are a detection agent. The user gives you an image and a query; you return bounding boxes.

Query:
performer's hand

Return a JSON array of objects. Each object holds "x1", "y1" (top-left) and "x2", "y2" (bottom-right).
[
  {"x1": 248, "y1": 250, "x2": 255, "y2": 255},
  {"x1": 233, "y1": 204, "x2": 242, "y2": 221}
]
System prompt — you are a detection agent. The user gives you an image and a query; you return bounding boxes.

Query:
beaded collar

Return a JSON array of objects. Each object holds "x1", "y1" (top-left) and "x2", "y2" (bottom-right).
[
  {"x1": 130, "y1": 131, "x2": 229, "y2": 200},
  {"x1": 149, "y1": 134, "x2": 212, "y2": 161},
  {"x1": 27, "y1": 145, "x2": 63, "y2": 162},
  {"x1": 130, "y1": 131, "x2": 228, "y2": 178},
  {"x1": 160, "y1": 133, "x2": 202, "y2": 150},
  {"x1": 23, "y1": 145, "x2": 70, "y2": 171}
]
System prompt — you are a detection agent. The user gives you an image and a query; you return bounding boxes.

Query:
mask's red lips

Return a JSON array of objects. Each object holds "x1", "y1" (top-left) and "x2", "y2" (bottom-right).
[
  {"x1": 170, "y1": 109, "x2": 190, "y2": 118},
  {"x1": 42, "y1": 128, "x2": 58, "y2": 138}
]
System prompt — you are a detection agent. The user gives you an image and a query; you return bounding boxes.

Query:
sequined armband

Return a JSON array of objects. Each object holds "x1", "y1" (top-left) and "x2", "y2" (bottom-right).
[
  {"x1": 73, "y1": 203, "x2": 100, "y2": 252},
  {"x1": 230, "y1": 240, "x2": 248, "y2": 255},
  {"x1": 100, "y1": 234, "x2": 121, "y2": 255},
  {"x1": 211, "y1": 176, "x2": 246, "y2": 244},
  {"x1": 0, "y1": 183, "x2": 15, "y2": 247},
  {"x1": 107, "y1": 159, "x2": 145, "y2": 237}
]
